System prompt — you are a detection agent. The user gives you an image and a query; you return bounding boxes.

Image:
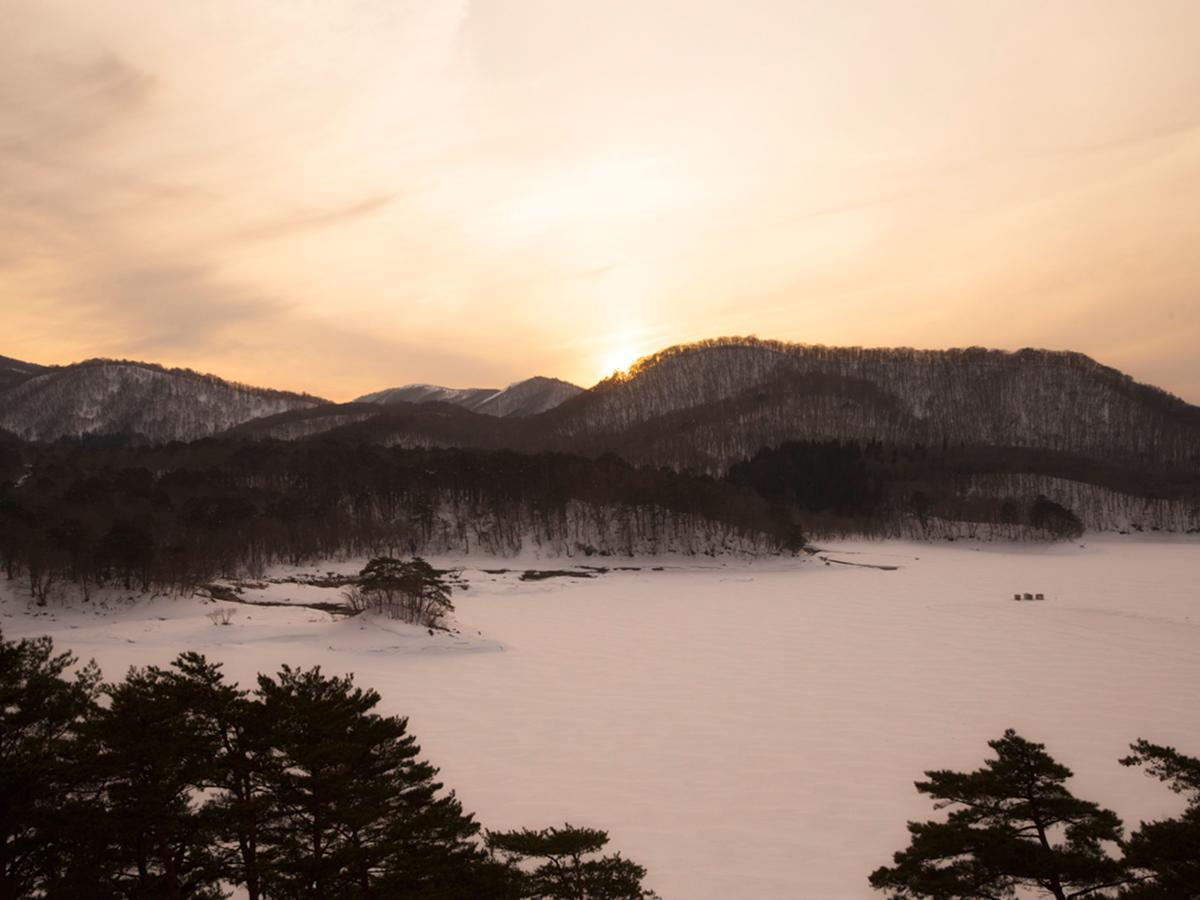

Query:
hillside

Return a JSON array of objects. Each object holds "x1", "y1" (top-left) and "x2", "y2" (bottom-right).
[
  {"x1": 0, "y1": 354, "x2": 49, "y2": 393},
  {"x1": 332, "y1": 338, "x2": 1200, "y2": 472},
  {"x1": 0, "y1": 358, "x2": 325, "y2": 443},
  {"x1": 537, "y1": 339, "x2": 1200, "y2": 471}
]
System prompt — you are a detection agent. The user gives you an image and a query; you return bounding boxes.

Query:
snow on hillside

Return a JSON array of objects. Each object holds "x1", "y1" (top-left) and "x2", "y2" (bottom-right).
[
  {"x1": 0, "y1": 360, "x2": 322, "y2": 442},
  {"x1": 478, "y1": 376, "x2": 584, "y2": 417},
  {"x1": 356, "y1": 383, "x2": 500, "y2": 408},
  {"x1": 357, "y1": 376, "x2": 582, "y2": 417},
  {"x1": 2, "y1": 538, "x2": 1197, "y2": 898}
]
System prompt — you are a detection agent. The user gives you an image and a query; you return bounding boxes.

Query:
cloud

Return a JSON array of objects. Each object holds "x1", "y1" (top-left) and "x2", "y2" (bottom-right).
[
  {"x1": 231, "y1": 193, "x2": 396, "y2": 243},
  {"x1": 0, "y1": 48, "x2": 152, "y2": 157}
]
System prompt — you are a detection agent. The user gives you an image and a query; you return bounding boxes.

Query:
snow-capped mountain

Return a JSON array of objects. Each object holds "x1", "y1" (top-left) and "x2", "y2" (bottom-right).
[
  {"x1": 475, "y1": 377, "x2": 584, "y2": 417},
  {"x1": 0, "y1": 359, "x2": 324, "y2": 443},
  {"x1": 356, "y1": 376, "x2": 582, "y2": 418},
  {"x1": 356, "y1": 384, "x2": 500, "y2": 409}
]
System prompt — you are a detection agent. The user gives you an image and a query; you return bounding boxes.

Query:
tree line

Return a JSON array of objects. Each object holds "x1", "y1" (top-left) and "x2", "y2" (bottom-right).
[
  {"x1": 0, "y1": 439, "x2": 799, "y2": 603},
  {"x1": 727, "y1": 440, "x2": 1094, "y2": 539},
  {"x1": 1, "y1": 630, "x2": 657, "y2": 899},
  {"x1": 871, "y1": 729, "x2": 1199, "y2": 899},
  {"x1": 6, "y1": 433, "x2": 1194, "y2": 608}
]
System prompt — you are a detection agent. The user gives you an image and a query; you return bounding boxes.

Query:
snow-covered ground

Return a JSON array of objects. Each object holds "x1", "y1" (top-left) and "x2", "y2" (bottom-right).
[{"x1": 2, "y1": 537, "x2": 1198, "y2": 899}]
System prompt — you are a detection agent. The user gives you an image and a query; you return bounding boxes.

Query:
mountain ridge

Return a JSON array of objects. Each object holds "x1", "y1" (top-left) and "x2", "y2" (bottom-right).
[
  {"x1": 0, "y1": 357, "x2": 326, "y2": 444},
  {"x1": 356, "y1": 375, "x2": 583, "y2": 418},
  {"x1": 3, "y1": 339, "x2": 1198, "y2": 472}
]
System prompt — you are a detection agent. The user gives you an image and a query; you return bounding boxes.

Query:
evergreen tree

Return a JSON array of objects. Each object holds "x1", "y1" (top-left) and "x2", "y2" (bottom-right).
[
  {"x1": 487, "y1": 824, "x2": 659, "y2": 899},
  {"x1": 88, "y1": 658, "x2": 227, "y2": 899},
  {"x1": 1118, "y1": 740, "x2": 1200, "y2": 898},
  {"x1": 255, "y1": 665, "x2": 493, "y2": 899},
  {"x1": 870, "y1": 730, "x2": 1127, "y2": 900},
  {"x1": 161, "y1": 653, "x2": 278, "y2": 900},
  {"x1": 0, "y1": 630, "x2": 100, "y2": 900}
]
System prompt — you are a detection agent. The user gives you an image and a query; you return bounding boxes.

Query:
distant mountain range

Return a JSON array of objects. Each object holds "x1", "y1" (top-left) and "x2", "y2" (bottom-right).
[
  {"x1": 3, "y1": 340, "x2": 1198, "y2": 469},
  {"x1": 2, "y1": 338, "x2": 1198, "y2": 536}
]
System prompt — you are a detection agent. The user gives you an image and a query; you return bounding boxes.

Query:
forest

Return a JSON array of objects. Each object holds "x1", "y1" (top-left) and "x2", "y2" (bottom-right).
[
  {"x1": 0, "y1": 438, "x2": 798, "y2": 602},
  {"x1": 3, "y1": 432, "x2": 1198, "y2": 603},
  {"x1": 724, "y1": 440, "x2": 1200, "y2": 539}
]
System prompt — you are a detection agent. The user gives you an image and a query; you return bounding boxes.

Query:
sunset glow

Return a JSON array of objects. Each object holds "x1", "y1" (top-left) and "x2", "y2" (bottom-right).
[
  {"x1": 599, "y1": 344, "x2": 642, "y2": 379},
  {"x1": 2, "y1": 1, "x2": 1199, "y2": 401}
]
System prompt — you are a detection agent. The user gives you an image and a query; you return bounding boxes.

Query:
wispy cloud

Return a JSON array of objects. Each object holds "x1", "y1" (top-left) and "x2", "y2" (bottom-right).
[{"x1": 232, "y1": 193, "x2": 396, "y2": 243}]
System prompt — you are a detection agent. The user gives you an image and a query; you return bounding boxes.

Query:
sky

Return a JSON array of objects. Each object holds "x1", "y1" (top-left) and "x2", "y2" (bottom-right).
[{"x1": 2, "y1": 0, "x2": 1199, "y2": 403}]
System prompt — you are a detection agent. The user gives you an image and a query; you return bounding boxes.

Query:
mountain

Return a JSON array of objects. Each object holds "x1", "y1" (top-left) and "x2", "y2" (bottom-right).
[
  {"x1": 536, "y1": 339, "x2": 1200, "y2": 472},
  {"x1": 477, "y1": 376, "x2": 584, "y2": 417},
  {"x1": 356, "y1": 376, "x2": 582, "y2": 418},
  {"x1": 11, "y1": 340, "x2": 1193, "y2": 472},
  {"x1": 309, "y1": 338, "x2": 1200, "y2": 535},
  {"x1": 0, "y1": 354, "x2": 49, "y2": 393},
  {"x1": 330, "y1": 338, "x2": 1200, "y2": 472},
  {"x1": 357, "y1": 384, "x2": 499, "y2": 409},
  {"x1": 0, "y1": 358, "x2": 325, "y2": 443}
]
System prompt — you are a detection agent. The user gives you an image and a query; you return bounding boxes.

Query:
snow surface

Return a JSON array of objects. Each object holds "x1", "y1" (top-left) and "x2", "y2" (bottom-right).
[{"x1": 2, "y1": 538, "x2": 1198, "y2": 899}]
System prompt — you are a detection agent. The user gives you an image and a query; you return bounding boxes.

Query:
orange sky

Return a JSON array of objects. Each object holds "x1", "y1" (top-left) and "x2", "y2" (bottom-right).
[{"x1": 2, "y1": 0, "x2": 1199, "y2": 402}]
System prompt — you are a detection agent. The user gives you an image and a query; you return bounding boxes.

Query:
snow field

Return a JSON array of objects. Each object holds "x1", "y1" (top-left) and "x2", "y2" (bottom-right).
[{"x1": 2, "y1": 537, "x2": 1197, "y2": 898}]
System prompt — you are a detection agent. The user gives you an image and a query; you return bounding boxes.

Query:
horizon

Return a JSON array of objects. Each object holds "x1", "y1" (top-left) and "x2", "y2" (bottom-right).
[
  {"x1": 4, "y1": 1, "x2": 1199, "y2": 402},
  {"x1": 9, "y1": 335, "x2": 1200, "y2": 407}
]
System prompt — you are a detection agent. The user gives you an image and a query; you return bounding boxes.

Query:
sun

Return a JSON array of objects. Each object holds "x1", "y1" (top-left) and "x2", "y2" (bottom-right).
[{"x1": 600, "y1": 345, "x2": 641, "y2": 378}]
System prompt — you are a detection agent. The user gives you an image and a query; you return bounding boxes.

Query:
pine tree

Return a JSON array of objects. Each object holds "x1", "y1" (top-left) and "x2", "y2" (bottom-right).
[
  {"x1": 159, "y1": 653, "x2": 278, "y2": 900},
  {"x1": 255, "y1": 665, "x2": 496, "y2": 899},
  {"x1": 487, "y1": 823, "x2": 659, "y2": 899},
  {"x1": 870, "y1": 730, "x2": 1127, "y2": 900},
  {"x1": 1118, "y1": 740, "x2": 1200, "y2": 898},
  {"x1": 356, "y1": 556, "x2": 455, "y2": 627},
  {"x1": 0, "y1": 630, "x2": 100, "y2": 900},
  {"x1": 88, "y1": 657, "x2": 228, "y2": 899}
]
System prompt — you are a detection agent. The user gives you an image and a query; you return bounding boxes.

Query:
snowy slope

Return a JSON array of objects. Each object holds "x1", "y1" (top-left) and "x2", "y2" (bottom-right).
[
  {"x1": 476, "y1": 376, "x2": 583, "y2": 417},
  {"x1": 356, "y1": 383, "x2": 501, "y2": 408}
]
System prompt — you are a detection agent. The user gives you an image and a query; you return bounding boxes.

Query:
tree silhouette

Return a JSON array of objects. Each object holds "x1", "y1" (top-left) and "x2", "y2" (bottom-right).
[
  {"x1": 487, "y1": 824, "x2": 658, "y2": 899},
  {"x1": 1118, "y1": 740, "x2": 1200, "y2": 898},
  {"x1": 870, "y1": 730, "x2": 1127, "y2": 899}
]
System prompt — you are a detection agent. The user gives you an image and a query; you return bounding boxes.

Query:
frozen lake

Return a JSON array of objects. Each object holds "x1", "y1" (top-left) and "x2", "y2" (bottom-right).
[{"x1": 4, "y1": 537, "x2": 1198, "y2": 898}]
